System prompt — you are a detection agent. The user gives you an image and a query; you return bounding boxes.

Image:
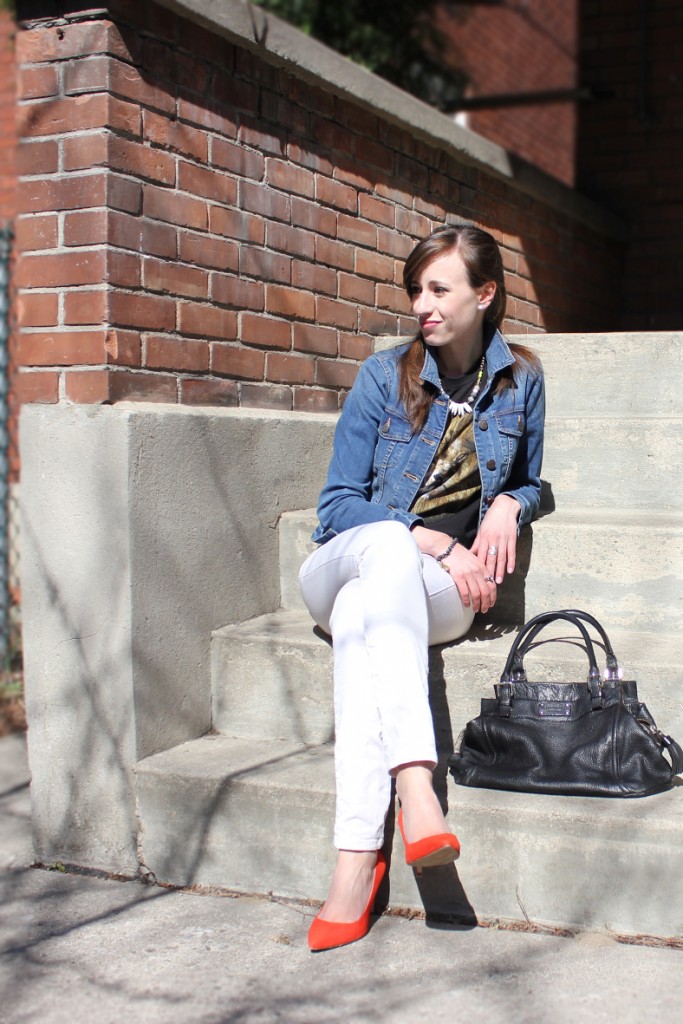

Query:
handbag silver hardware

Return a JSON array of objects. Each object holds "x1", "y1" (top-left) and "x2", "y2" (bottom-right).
[{"x1": 537, "y1": 701, "x2": 572, "y2": 717}]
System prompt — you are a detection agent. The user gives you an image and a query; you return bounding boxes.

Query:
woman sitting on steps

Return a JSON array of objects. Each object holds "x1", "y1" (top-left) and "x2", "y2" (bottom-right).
[{"x1": 299, "y1": 224, "x2": 545, "y2": 951}]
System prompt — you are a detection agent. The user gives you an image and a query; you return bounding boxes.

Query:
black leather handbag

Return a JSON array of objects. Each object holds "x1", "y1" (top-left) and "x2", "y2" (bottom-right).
[{"x1": 449, "y1": 609, "x2": 683, "y2": 797}]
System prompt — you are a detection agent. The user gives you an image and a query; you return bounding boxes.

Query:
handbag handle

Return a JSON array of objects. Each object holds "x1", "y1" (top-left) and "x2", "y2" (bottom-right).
[
  {"x1": 501, "y1": 610, "x2": 603, "y2": 692},
  {"x1": 514, "y1": 608, "x2": 621, "y2": 680},
  {"x1": 562, "y1": 609, "x2": 620, "y2": 677}
]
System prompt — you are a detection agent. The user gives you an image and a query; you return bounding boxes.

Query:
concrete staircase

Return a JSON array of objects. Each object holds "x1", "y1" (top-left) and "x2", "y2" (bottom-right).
[{"x1": 134, "y1": 334, "x2": 683, "y2": 939}]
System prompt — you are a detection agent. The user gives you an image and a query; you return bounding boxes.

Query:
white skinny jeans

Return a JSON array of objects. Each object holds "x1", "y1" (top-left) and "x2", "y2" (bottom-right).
[{"x1": 299, "y1": 521, "x2": 475, "y2": 851}]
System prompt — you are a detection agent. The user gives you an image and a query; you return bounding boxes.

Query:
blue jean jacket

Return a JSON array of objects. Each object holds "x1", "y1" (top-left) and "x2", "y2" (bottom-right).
[{"x1": 312, "y1": 331, "x2": 545, "y2": 545}]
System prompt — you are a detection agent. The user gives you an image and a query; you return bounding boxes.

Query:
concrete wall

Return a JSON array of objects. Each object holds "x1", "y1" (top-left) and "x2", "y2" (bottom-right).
[{"x1": 20, "y1": 402, "x2": 334, "y2": 871}]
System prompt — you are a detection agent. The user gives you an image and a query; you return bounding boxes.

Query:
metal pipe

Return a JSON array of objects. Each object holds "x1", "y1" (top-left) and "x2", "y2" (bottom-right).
[
  {"x1": 447, "y1": 85, "x2": 603, "y2": 113},
  {"x1": 0, "y1": 223, "x2": 11, "y2": 661}
]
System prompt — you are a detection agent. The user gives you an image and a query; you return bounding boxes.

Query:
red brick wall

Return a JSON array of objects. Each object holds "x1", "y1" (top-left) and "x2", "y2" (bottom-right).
[
  {"x1": 577, "y1": 0, "x2": 683, "y2": 329},
  {"x1": 436, "y1": 1, "x2": 579, "y2": 187},
  {"x1": 13, "y1": 0, "x2": 622, "y2": 412},
  {"x1": 0, "y1": 10, "x2": 16, "y2": 224}
]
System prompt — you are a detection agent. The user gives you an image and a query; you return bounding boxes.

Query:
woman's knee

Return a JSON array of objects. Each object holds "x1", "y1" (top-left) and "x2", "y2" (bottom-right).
[{"x1": 360, "y1": 520, "x2": 421, "y2": 567}]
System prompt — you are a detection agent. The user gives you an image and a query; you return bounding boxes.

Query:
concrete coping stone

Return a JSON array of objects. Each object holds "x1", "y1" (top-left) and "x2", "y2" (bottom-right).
[{"x1": 154, "y1": 0, "x2": 626, "y2": 239}]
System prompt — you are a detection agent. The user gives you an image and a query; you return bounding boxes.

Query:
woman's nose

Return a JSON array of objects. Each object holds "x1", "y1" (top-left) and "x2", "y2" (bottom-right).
[{"x1": 412, "y1": 291, "x2": 431, "y2": 315}]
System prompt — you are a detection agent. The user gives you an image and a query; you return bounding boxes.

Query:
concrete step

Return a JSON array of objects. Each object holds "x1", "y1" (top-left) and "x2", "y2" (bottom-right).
[
  {"x1": 509, "y1": 332, "x2": 682, "y2": 418},
  {"x1": 278, "y1": 508, "x2": 683, "y2": 632},
  {"x1": 541, "y1": 416, "x2": 683, "y2": 512},
  {"x1": 275, "y1": 415, "x2": 683, "y2": 519},
  {"x1": 494, "y1": 507, "x2": 683, "y2": 632},
  {"x1": 136, "y1": 332, "x2": 683, "y2": 942},
  {"x1": 211, "y1": 609, "x2": 683, "y2": 745},
  {"x1": 134, "y1": 732, "x2": 683, "y2": 938},
  {"x1": 378, "y1": 333, "x2": 683, "y2": 418}
]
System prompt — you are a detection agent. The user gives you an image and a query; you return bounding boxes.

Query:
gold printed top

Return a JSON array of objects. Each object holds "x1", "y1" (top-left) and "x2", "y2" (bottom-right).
[{"x1": 411, "y1": 412, "x2": 481, "y2": 515}]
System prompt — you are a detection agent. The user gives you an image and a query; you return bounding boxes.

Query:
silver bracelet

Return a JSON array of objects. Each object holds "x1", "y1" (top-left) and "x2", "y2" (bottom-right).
[{"x1": 435, "y1": 537, "x2": 459, "y2": 565}]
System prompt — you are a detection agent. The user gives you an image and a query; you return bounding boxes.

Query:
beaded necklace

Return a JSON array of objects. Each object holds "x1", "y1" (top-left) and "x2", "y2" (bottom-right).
[{"x1": 442, "y1": 353, "x2": 486, "y2": 417}]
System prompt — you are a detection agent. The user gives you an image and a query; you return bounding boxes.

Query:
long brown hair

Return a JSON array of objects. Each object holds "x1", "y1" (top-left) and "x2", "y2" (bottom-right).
[{"x1": 398, "y1": 224, "x2": 539, "y2": 431}]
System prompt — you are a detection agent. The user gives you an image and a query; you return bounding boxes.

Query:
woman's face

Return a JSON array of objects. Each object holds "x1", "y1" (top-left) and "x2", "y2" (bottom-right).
[{"x1": 408, "y1": 249, "x2": 495, "y2": 351}]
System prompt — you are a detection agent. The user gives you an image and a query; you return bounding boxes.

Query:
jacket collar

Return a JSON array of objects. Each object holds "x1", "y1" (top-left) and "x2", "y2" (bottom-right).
[{"x1": 419, "y1": 327, "x2": 514, "y2": 388}]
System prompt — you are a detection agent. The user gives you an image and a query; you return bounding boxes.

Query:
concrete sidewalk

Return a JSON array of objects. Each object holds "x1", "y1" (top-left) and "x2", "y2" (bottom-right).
[{"x1": 1, "y1": 733, "x2": 681, "y2": 1024}]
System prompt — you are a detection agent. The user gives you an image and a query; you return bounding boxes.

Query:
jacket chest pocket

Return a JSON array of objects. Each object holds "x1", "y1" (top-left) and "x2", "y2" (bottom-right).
[
  {"x1": 378, "y1": 411, "x2": 412, "y2": 442},
  {"x1": 494, "y1": 410, "x2": 526, "y2": 467},
  {"x1": 374, "y1": 409, "x2": 413, "y2": 484}
]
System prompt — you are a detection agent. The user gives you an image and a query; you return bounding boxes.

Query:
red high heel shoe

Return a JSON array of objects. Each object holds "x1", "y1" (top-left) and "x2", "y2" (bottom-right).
[
  {"x1": 307, "y1": 851, "x2": 386, "y2": 952},
  {"x1": 397, "y1": 808, "x2": 460, "y2": 868}
]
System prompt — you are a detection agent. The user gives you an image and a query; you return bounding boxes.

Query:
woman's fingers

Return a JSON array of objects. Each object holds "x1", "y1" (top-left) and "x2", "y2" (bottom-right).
[
  {"x1": 482, "y1": 539, "x2": 502, "y2": 585},
  {"x1": 474, "y1": 495, "x2": 522, "y2": 584},
  {"x1": 447, "y1": 560, "x2": 496, "y2": 613},
  {"x1": 471, "y1": 574, "x2": 497, "y2": 614},
  {"x1": 504, "y1": 533, "x2": 516, "y2": 577},
  {"x1": 482, "y1": 532, "x2": 517, "y2": 584},
  {"x1": 479, "y1": 573, "x2": 497, "y2": 613}
]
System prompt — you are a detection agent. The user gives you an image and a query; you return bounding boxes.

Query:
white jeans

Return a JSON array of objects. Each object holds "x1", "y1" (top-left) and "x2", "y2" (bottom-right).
[{"x1": 299, "y1": 521, "x2": 475, "y2": 851}]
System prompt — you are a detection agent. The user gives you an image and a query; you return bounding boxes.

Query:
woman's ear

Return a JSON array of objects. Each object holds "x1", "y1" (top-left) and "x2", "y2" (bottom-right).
[{"x1": 477, "y1": 281, "x2": 496, "y2": 311}]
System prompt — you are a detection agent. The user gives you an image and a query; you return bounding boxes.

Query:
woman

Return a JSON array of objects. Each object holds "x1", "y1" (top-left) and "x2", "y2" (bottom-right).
[{"x1": 299, "y1": 224, "x2": 545, "y2": 951}]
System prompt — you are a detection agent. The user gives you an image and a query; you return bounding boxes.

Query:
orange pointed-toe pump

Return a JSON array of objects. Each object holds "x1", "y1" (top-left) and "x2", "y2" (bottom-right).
[
  {"x1": 307, "y1": 851, "x2": 387, "y2": 952},
  {"x1": 397, "y1": 808, "x2": 460, "y2": 868}
]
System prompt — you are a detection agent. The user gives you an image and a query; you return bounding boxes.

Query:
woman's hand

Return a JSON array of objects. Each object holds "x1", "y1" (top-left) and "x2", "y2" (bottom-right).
[
  {"x1": 471, "y1": 494, "x2": 522, "y2": 585},
  {"x1": 411, "y1": 525, "x2": 497, "y2": 613}
]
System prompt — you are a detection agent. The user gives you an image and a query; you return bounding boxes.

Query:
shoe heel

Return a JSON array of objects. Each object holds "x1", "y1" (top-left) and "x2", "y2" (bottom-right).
[{"x1": 397, "y1": 808, "x2": 460, "y2": 868}]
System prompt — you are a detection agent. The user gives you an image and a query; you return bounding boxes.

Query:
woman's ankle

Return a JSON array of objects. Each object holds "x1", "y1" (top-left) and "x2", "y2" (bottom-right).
[
  {"x1": 394, "y1": 763, "x2": 437, "y2": 806},
  {"x1": 318, "y1": 849, "x2": 378, "y2": 923},
  {"x1": 394, "y1": 765, "x2": 449, "y2": 842}
]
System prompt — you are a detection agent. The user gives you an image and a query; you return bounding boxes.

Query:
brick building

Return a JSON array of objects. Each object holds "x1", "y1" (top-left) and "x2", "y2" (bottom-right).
[
  {"x1": 439, "y1": 0, "x2": 683, "y2": 329},
  {"x1": 437, "y1": 0, "x2": 579, "y2": 187}
]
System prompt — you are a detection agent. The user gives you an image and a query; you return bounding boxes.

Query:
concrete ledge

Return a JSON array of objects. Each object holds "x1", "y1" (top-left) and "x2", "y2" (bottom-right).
[
  {"x1": 211, "y1": 609, "x2": 683, "y2": 752},
  {"x1": 154, "y1": 0, "x2": 626, "y2": 238},
  {"x1": 20, "y1": 403, "x2": 335, "y2": 873},
  {"x1": 135, "y1": 732, "x2": 683, "y2": 938}
]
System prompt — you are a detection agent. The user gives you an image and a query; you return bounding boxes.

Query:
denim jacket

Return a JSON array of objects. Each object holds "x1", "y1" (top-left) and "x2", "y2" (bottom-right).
[{"x1": 312, "y1": 330, "x2": 545, "y2": 545}]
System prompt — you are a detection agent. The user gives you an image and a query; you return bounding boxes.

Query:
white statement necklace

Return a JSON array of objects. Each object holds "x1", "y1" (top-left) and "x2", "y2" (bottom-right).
[{"x1": 443, "y1": 354, "x2": 486, "y2": 417}]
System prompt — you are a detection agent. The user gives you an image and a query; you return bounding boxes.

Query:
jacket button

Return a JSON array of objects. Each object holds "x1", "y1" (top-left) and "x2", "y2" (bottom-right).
[
  {"x1": 485, "y1": 495, "x2": 495, "y2": 505},
  {"x1": 478, "y1": 418, "x2": 489, "y2": 431},
  {"x1": 486, "y1": 459, "x2": 496, "y2": 470}
]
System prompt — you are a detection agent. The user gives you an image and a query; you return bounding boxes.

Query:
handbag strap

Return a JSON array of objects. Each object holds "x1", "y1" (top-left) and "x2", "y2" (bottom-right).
[
  {"x1": 517, "y1": 609, "x2": 622, "y2": 679},
  {"x1": 501, "y1": 610, "x2": 604, "y2": 706},
  {"x1": 502, "y1": 610, "x2": 599, "y2": 680},
  {"x1": 562, "y1": 609, "x2": 621, "y2": 678},
  {"x1": 664, "y1": 736, "x2": 683, "y2": 776}
]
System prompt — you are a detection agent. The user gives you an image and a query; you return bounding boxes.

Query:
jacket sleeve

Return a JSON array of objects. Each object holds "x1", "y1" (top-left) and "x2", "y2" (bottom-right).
[
  {"x1": 500, "y1": 365, "x2": 545, "y2": 527},
  {"x1": 314, "y1": 355, "x2": 423, "y2": 542}
]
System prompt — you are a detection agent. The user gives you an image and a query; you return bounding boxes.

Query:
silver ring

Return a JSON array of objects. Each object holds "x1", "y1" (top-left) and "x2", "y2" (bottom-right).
[
  {"x1": 484, "y1": 575, "x2": 496, "y2": 583},
  {"x1": 487, "y1": 545, "x2": 498, "y2": 557}
]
